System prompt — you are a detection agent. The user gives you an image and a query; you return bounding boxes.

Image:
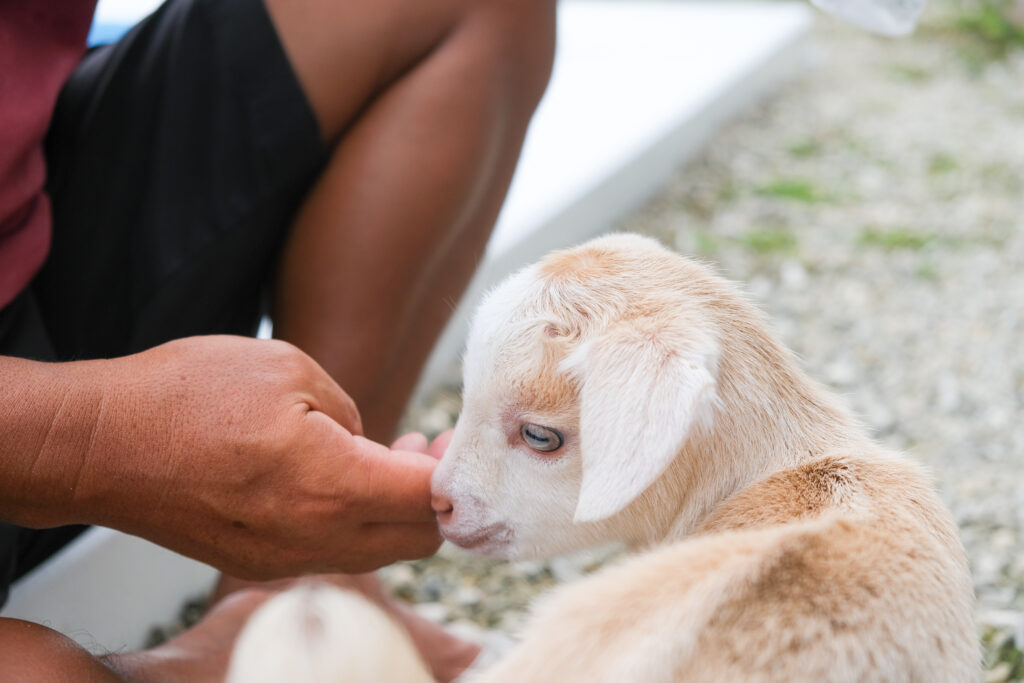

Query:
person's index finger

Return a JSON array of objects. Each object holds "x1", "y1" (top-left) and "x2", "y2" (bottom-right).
[{"x1": 351, "y1": 435, "x2": 438, "y2": 522}]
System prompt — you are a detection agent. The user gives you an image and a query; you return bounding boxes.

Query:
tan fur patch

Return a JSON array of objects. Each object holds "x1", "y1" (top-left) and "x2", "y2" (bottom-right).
[
  {"x1": 696, "y1": 456, "x2": 863, "y2": 535},
  {"x1": 515, "y1": 334, "x2": 579, "y2": 416},
  {"x1": 538, "y1": 245, "x2": 616, "y2": 283}
]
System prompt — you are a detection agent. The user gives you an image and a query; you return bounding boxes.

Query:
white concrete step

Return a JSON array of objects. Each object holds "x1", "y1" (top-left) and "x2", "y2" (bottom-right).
[{"x1": 8, "y1": 0, "x2": 812, "y2": 653}]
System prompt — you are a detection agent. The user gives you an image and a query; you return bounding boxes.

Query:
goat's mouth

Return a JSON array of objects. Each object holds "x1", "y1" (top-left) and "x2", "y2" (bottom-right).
[{"x1": 441, "y1": 523, "x2": 513, "y2": 554}]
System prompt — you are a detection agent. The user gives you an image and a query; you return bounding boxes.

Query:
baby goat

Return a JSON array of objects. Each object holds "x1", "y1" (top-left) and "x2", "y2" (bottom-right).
[
  {"x1": 431, "y1": 233, "x2": 977, "y2": 681},
  {"x1": 228, "y1": 234, "x2": 977, "y2": 682}
]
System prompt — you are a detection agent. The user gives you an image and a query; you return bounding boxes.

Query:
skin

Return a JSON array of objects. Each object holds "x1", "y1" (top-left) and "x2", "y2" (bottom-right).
[
  {"x1": 0, "y1": 339, "x2": 441, "y2": 577},
  {"x1": 0, "y1": 0, "x2": 556, "y2": 679}
]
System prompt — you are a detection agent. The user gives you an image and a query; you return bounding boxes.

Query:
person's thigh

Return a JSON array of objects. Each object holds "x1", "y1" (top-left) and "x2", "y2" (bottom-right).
[
  {"x1": 263, "y1": 0, "x2": 471, "y2": 141},
  {"x1": 264, "y1": 0, "x2": 552, "y2": 141},
  {"x1": 37, "y1": 0, "x2": 327, "y2": 361}
]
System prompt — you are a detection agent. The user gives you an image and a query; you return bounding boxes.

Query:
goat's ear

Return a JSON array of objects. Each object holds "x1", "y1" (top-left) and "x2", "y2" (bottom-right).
[{"x1": 562, "y1": 317, "x2": 718, "y2": 523}]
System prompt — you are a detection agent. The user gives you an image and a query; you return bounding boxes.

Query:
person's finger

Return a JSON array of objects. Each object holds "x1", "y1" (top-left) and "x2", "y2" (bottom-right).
[
  {"x1": 351, "y1": 436, "x2": 438, "y2": 521},
  {"x1": 308, "y1": 419, "x2": 436, "y2": 515},
  {"x1": 391, "y1": 432, "x2": 429, "y2": 453},
  {"x1": 428, "y1": 429, "x2": 454, "y2": 460},
  {"x1": 355, "y1": 521, "x2": 443, "y2": 563}
]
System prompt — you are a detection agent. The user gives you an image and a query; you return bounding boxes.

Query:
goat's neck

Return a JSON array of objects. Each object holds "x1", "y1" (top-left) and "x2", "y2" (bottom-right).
[{"x1": 649, "y1": 327, "x2": 868, "y2": 545}]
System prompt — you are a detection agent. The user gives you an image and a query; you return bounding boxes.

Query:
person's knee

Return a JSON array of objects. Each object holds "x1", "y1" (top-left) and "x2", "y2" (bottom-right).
[
  {"x1": 460, "y1": 0, "x2": 558, "y2": 117},
  {"x1": 0, "y1": 618, "x2": 122, "y2": 681}
]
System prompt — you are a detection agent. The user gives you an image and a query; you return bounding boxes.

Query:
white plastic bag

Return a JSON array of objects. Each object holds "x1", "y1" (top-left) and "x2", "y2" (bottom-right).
[{"x1": 811, "y1": 0, "x2": 928, "y2": 35}]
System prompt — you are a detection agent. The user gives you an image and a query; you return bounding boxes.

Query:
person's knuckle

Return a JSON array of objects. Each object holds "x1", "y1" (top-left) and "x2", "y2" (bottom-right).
[{"x1": 260, "y1": 340, "x2": 318, "y2": 387}]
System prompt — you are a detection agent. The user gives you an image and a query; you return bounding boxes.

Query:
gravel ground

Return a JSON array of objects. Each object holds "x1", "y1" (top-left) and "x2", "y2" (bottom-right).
[{"x1": 393, "y1": 7, "x2": 1024, "y2": 680}]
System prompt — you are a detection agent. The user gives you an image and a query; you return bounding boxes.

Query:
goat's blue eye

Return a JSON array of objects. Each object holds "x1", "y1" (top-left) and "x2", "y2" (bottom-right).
[{"x1": 521, "y1": 424, "x2": 564, "y2": 452}]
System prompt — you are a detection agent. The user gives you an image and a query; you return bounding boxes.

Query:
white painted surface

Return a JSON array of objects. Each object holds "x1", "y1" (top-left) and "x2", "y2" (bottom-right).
[
  {"x1": 2, "y1": 528, "x2": 217, "y2": 653},
  {"x1": 8, "y1": 0, "x2": 811, "y2": 654}
]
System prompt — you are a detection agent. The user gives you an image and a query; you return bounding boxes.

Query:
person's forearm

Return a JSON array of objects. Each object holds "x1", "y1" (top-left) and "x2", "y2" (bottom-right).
[{"x1": 0, "y1": 354, "x2": 107, "y2": 528}]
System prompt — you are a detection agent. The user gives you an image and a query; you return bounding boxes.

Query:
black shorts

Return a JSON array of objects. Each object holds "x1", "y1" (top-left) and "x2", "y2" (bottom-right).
[{"x1": 0, "y1": 0, "x2": 326, "y2": 606}]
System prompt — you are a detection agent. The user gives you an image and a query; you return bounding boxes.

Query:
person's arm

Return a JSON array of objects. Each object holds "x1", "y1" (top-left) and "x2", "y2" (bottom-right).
[
  {"x1": 0, "y1": 335, "x2": 441, "y2": 577},
  {"x1": 0, "y1": 353, "x2": 107, "y2": 528}
]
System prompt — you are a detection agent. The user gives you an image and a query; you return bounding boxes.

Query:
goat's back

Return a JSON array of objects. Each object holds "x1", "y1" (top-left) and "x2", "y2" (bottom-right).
[{"x1": 471, "y1": 453, "x2": 977, "y2": 683}]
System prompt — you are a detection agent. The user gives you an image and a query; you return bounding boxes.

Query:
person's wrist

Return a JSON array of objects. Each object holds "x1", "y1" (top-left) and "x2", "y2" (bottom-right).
[
  {"x1": 55, "y1": 351, "x2": 159, "y2": 531},
  {"x1": 0, "y1": 355, "x2": 114, "y2": 528}
]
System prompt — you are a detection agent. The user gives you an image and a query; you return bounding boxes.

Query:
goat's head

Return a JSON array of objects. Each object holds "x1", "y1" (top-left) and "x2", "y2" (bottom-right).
[{"x1": 431, "y1": 234, "x2": 725, "y2": 558}]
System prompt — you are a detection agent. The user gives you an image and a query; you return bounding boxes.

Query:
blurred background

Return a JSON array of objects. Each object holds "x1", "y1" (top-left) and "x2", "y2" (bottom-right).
[{"x1": 396, "y1": 1, "x2": 1024, "y2": 679}]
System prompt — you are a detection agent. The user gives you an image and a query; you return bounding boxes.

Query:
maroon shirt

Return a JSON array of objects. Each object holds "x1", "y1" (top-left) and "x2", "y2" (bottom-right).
[{"x1": 0, "y1": 1, "x2": 97, "y2": 309}]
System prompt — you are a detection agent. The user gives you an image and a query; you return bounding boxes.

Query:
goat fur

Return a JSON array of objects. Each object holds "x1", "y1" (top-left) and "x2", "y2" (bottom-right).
[{"x1": 231, "y1": 234, "x2": 978, "y2": 682}]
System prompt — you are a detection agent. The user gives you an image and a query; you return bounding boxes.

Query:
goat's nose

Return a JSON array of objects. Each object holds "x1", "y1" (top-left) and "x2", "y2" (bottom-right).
[{"x1": 431, "y1": 492, "x2": 454, "y2": 524}]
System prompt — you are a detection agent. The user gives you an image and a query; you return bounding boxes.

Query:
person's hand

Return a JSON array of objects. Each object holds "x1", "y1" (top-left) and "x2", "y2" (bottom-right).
[{"x1": 66, "y1": 335, "x2": 442, "y2": 578}]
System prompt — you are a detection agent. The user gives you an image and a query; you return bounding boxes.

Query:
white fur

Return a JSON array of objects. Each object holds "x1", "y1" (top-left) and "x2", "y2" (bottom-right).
[
  {"x1": 561, "y1": 317, "x2": 719, "y2": 521},
  {"x1": 224, "y1": 584, "x2": 432, "y2": 683}
]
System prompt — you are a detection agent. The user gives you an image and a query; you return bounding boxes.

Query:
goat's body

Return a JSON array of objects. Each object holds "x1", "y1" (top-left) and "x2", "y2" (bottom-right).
[{"x1": 474, "y1": 452, "x2": 976, "y2": 682}]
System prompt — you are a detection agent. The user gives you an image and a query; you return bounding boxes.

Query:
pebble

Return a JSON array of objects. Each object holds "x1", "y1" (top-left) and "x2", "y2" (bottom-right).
[{"x1": 989, "y1": 662, "x2": 1014, "y2": 683}]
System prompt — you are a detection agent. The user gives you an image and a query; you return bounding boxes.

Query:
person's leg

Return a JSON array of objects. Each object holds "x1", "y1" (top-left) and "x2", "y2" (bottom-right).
[
  {"x1": 269, "y1": 0, "x2": 557, "y2": 440},
  {"x1": 0, "y1": 590, "x2": 276, "y2": 683},
  {"x1": 0, "y1": 618, "x2": 126, "y2": 682}
]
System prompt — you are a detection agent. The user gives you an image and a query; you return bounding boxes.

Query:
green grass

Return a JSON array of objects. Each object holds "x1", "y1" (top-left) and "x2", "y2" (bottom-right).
[
  {"x1": 694, "y1": 230, "x2": 720, "y2": 256},
  {"x1": 740, "y1": 228, "x2": 798, "y2": 254},
  {"x1": 887, "y1": 64, "x2": 932, "y2": 82},
  {"x1": 859, "y1": 227, "x2": 935, "y2": 250},
  {"x1": 787, "y1": 140, "x2": 822, "y2": 158},
  {"x1": 980, "y1": 162, "x2": 1024, "y2": 193},
  {"x1": 684, "y1": 228, "x2": 799, "y2": 256},
  {"x1": 982, "y1": 624, "x2": 1024, "y2": 682},
  {"x1": 928, "y1": 152, "x2": 960, "y2": 175},
  {"x1": 756, "y1": 178, "x2": 828, "y2": 204},
  {"x1": 915, "y1": 262, "x2": 940, "y2": 280},
  {"x1": 923, "y1": 0, "x2": 1024, "y2": 69},
  {"x1": 717, "y1": 183, "x2": 739, "y2": 203},
  {"x1": 955, "y1": 1, "x2": 1024, "y2": 52}
]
